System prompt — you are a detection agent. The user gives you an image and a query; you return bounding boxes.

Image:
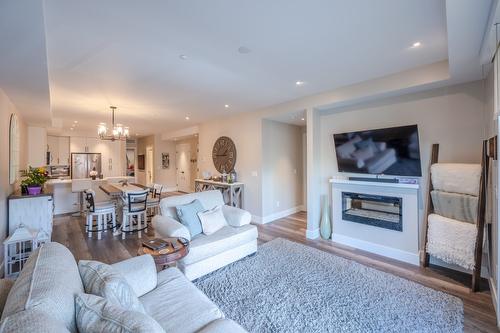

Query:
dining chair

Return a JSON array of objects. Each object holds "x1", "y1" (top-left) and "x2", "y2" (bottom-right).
[
  {"x1": 84, "y1": 189, "x2": 116, "y2": 240},
  {"x1": 121, "y1": 189, "x2": 149, "y2": 239},
  {"x1": 147, "y1": 183, "x2": 163, "y2": 221}
]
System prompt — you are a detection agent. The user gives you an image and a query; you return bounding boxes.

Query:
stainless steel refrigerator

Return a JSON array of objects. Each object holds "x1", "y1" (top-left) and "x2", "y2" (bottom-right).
[{"x1": 71, "y1": 153, "x2": 102, "y2": 179}]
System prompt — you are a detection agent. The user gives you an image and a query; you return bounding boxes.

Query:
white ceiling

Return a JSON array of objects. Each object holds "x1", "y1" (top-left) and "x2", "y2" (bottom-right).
[
  {"x1": 40, "y1": 0, "x2": 449, "y2": 135},
  {"x1": 0, "y1": 1, "x2": 51, "y2": 125},
  {"x1": 0, "y1": 1, "x2": 493, "y2": 134}
]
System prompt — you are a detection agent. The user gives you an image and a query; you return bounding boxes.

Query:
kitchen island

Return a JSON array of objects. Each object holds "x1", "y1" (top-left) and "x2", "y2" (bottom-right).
[{"x1": 46, "y1": 176, "x2": 135, "y2": 215}]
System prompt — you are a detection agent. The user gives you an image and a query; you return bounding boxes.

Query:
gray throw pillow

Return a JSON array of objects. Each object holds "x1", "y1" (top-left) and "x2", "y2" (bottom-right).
[
  {"x1": 75, "y1": 293, "x2": 165, "y2": 333},
  {"x1": 176, "y1": 199, "x2": 204, "y2": 237},
  {"x1": 78, "y1": 260, "x2": 146, "y2": 314}
]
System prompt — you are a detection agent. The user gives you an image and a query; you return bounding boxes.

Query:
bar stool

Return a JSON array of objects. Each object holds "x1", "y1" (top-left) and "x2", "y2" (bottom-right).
[
  {"x1": 121, "y1": 190, "x2": 149, "y2": 239},
  {"x1": 84, "y1": 189, "x2": 116, "y2": 240},
  {"x1": 147, "y1": 184, "x2": 163, "y2": 220},
  {"x1": 72, "y1": 179, "x2": 93, "y2": 217}
]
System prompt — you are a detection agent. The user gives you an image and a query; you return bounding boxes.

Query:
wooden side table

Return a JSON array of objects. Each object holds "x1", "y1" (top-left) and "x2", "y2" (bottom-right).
[{"x1": 138, "y1": 237, "x2": 189, "y2": 271}]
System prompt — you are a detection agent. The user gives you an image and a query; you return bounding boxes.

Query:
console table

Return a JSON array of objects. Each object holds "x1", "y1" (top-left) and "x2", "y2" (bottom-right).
[{"x1": 194, "y1": 179, "x2": 244, "y2": 208}]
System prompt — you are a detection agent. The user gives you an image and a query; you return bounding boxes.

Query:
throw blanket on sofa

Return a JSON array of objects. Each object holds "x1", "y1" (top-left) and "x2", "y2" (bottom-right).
[
  {"x1": 426, "y1": 214, "x2": 477, "y2": 270},
  {"x1": 430, "y1": 190, "x2": 478, "y2": 224}
]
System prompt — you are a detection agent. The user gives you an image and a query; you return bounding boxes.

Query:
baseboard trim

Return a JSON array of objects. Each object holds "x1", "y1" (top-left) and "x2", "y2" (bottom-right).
[
  {"x1": 163, "y1": 186, "x2": 178, "y2": 192},
  {"x1": 251, "y1": 215, "x2": 263, "y2": 224},
  {"x1": 488, "y1": 276, "x2": 499, "y2": 327},
  {"x1": 332, "y1": 233, "x2": 419, "y2": 266},
  {"x1": 306, "y1": 228, "x2": 320, "y2": 239},
  {"x1": 254, "y1": 205, "x2": 304, "y2": 224}
]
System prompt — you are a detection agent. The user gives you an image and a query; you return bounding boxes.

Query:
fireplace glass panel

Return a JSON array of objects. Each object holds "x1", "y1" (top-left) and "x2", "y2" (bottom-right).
[{"x1": 342, "y1": 192, "x2": 402, "y2": 231}]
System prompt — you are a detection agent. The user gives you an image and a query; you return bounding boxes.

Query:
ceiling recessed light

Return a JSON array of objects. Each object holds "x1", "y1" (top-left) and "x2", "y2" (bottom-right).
[
  {"x1": 411, "y1": 41, "x2": 421, "y2": 48},
  {"x1": 70, "y1": 128, "x2": 74, "y2": 131},
  {"x1": 301, "y1": 118, "x2": 305, "y2": 121},
  {"x1": 295, "y1": 81, "x2": 305, "y2": 86},
  {"x1": 185, "y1": 116, "x2": 190, "y2": 120},
  {"x1": 238, "y1": 46, "x2": 251, "y2": 54},
  {"x1": 224, "y1": 104, "x2": 229, "y2": 109},
  {"x1": 179, "y1": 54, "x2": 188, "y2": 60},
  {"x1": 73, "y1": 120, "x2": 78, "y2": 124}
]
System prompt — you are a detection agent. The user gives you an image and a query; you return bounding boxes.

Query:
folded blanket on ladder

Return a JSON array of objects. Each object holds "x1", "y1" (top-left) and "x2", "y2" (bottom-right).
[
  {"x1": 430, "y1": 190, "x2": 478, "y2": 224},
  {"x1": 431, "y1": 163, "x2": 481, "y2": 196},
  {"x1": 426, "y1": 213, "x2": 477, "y2": 270}
]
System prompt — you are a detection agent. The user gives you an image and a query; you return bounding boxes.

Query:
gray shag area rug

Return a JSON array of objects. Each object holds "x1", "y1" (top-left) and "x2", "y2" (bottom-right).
[{"x1": 194, "y1": 238, "x2": 463, "y2": 333}]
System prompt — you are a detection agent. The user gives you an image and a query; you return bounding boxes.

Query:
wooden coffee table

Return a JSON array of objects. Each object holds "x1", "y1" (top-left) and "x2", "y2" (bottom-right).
[{"x1": 138, "y1": 237, "x2": 189, "y2": 270}]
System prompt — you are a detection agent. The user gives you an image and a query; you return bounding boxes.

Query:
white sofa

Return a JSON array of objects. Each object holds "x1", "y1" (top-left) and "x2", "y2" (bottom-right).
[
  {"x1": 152, "y1": 190, "x2": 258, "y2": 281},
  {"x1": 0, "y1": 242, "x2": 247, "y2": 333}
]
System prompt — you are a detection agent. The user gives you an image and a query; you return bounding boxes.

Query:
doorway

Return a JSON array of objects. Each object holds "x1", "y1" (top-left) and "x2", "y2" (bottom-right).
[
  {"x1": 176, "y1": 143, "x2": 191, "y2": 192},
  {"x1": 146, "y1": 147, "x2": 154, "y2": 186}
]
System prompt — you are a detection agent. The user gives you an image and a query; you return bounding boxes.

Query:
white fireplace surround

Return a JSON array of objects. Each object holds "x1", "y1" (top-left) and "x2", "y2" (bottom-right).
[{"x1": 330, "y1": 178, "x2": 420, "y2": 265}]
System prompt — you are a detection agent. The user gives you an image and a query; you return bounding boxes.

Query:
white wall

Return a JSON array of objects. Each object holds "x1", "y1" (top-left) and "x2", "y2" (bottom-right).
[
  {"x1": 199, "y1": 112, "x2": 263, "y2": 215},
  {"x1": 0, "y1": 89, "x2": 28, "y2": 265},
  {"x1": 261, "y1": 120, "x2": 304, "y2": 218},
  {"x1": 154, "y1": 134, "x2": 177, "y2": 190},
  {"x1": 136, "y1": 135, "x2": 154, "y2": 185},
  {"x1": 319, "y1": 80, "x2": 486, "y2": 244},
  {"x1": 195, "y1": 61, "x2": 451, "y2": 222}
]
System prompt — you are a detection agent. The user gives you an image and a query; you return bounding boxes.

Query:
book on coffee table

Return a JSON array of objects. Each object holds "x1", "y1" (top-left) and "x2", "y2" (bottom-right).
[{"x1": 142, "y1": 238, "x2": 169, "y2": 251}]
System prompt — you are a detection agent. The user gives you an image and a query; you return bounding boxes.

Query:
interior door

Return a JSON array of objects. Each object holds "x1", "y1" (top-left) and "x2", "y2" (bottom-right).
[
  {"x1": 146, "y1": 147, "x2": 154, "y2": 186},
  {"x1": 176, "y1": 143, "x2": 191, "y2": 192}
]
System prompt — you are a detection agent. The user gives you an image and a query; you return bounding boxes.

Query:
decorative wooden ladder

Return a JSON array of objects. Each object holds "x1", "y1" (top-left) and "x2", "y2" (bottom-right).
[{"x1": 421, "y1": 141, "x2": 489, "y2": 292}]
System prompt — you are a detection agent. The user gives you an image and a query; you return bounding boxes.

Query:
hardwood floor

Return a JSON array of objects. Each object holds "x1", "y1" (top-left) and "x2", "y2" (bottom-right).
[{"x1": 52, "y1": 208, "x2": 499, "y2": 332}]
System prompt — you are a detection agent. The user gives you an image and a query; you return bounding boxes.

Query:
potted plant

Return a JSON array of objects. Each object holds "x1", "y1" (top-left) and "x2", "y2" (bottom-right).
[{"x1": 21, "y1": 167, "x2": 48, "y2": 195}]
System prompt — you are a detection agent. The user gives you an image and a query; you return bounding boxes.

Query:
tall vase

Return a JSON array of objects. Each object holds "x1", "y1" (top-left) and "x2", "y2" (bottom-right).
[{"x1": 320, "y1": 196, "x2": 331, "y2": 239}]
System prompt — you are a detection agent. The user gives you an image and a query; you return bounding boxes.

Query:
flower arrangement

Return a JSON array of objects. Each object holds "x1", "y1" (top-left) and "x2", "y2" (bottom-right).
[
  {"x1": 89, "y1": 167, "x2": 98, "y2": 180},
  {"x1": 21, "y1": 167, "x2": 48, "y2": 195}
]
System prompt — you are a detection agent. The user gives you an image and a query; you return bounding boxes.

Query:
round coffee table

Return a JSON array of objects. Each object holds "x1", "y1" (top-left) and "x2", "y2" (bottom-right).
[{"x1": 138, "y1": 237, "x2": 189, "y2": 270}]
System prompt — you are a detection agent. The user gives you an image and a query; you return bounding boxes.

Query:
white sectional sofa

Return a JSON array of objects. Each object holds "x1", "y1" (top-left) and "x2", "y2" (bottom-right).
[
  {"x1": 0, "y1": 242, "x2": 247, "y2": 333},
  {"x1": 152, "y1": 190, "x2": 258, "y2": 281}
]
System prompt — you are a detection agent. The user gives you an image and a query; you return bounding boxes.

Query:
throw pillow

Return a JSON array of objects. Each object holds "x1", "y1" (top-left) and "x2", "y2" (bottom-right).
[
  {"x1": 197, "y1": 206, "x2": 228, "y2": 235},
  {"x1": 78, "y1": 260, "x2": 146, "y2": 314},
  {"x1": 176, "y1": 199, "x2": 204, "y2": 237},
  {"x1": 75, "y1": 293, "x2": 165, "y2": 333}
]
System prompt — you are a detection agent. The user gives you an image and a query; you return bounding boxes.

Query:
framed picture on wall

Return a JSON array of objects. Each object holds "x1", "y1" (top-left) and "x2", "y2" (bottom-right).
[
  {"x1": 138, "y1": 154, "x2": 145, "y2": 170},
  {"x1": 162, "y1": 153, "x2": 170, "y2": 169}
]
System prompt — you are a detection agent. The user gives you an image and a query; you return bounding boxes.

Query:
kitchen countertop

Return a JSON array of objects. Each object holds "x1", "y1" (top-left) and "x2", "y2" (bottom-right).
[
  {"x1": 46, "y1": 176, "x2": 135, "y2": 185},
  {"x1": 8, "y1": 189, "x2": 53, "y2": 200}
]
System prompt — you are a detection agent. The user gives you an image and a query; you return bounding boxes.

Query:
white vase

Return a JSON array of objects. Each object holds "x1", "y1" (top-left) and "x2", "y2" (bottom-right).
[{"x1": 320, "y1": 196, "x2": 331, "y2": 239}]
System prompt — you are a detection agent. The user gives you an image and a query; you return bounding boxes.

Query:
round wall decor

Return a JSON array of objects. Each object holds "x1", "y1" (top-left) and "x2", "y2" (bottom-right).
[{"x1": 212, "y1": 136, "x2": 237, "y2": 173}]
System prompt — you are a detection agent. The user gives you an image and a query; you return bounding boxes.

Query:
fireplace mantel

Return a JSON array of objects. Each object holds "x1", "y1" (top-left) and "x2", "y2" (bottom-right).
[{"x1": 330, "y1": 178, "x2": 420, "y2": 265}]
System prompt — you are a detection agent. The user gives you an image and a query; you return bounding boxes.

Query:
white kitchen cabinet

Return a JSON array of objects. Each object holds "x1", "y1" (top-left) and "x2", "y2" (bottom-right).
[
  {"x1": 69, "y1": 135, "x2": 125, "y2": 176},
  {"x1": 47, "y1": 135, "x2": 59, "y2": 165},
  {"x1": 70, "y1": 136, "x2": 100, "y2": 153},
  {"x1": 86, "y1": 137, "x2": 100, "y2": 153},
  {"x1": 58, "y1": 136, "x2": 70, "y2": 165},
  {"x1": 48, "y1": 136, "x2": 70, "y2": 165},
  {"x1": 8, "y1": 194, "x2": 53, "y2": 240},
  {"x1": 70, "y1": 136, "x2": 87, "y2": 153}
]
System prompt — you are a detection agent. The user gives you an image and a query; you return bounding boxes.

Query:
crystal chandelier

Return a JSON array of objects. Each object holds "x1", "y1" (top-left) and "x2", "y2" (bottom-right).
[{"x1": 97, "y1": 106, "x2": 129, "y2": 141}]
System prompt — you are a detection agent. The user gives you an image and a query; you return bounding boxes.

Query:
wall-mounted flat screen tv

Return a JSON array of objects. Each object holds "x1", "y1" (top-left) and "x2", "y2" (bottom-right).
[{"x1": 333, "y1": 124, "x2": 422, "y2": 177}]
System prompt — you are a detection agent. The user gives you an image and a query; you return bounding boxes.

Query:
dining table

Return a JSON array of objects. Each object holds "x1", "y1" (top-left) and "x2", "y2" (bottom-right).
[
  {"x1": 99, "y1": 182, "x2": 149, "y2": 197},
  {"x1": 98, "y1": 182, "x2": 151, "y2": 229}
]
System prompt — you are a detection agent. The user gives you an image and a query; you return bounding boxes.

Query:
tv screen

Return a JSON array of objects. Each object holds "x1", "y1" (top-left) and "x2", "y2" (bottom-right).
[{"x1": 333, "y1": 125, "x2": 422, "y2": 177}]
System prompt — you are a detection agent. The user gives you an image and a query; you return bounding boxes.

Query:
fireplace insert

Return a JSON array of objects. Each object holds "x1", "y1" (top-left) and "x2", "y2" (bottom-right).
[{"x1": 342, "y1": 192, "x2": 402, "y2": 231}]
